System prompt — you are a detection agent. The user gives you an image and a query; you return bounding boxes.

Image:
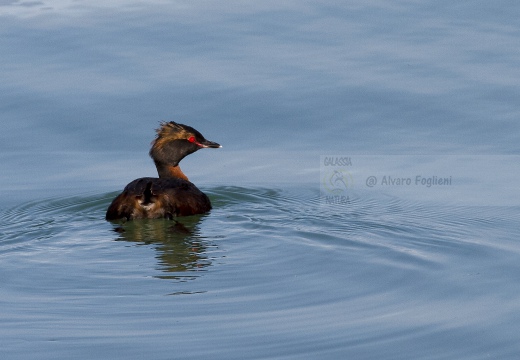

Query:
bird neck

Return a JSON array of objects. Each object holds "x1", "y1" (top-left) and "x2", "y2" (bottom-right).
[{"x1": 156, "y1": 163, "x2": 189, "y2": 181}]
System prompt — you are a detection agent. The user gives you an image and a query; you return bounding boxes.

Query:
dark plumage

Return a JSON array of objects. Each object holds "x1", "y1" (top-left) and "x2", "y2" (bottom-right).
[{"x1": 106, "y1": 121, "x2": 220, "y2": 221}]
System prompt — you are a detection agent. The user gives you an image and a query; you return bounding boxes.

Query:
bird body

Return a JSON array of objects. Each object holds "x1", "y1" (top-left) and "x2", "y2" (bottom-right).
[{"x1": 106, "y1": 121, "x2": 220, "y2": 221}]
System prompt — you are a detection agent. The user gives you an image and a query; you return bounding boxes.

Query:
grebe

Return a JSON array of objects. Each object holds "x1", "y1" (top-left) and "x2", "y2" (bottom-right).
[{"x1": 106, "y1": 121, "x2": 221, "y2": 221}]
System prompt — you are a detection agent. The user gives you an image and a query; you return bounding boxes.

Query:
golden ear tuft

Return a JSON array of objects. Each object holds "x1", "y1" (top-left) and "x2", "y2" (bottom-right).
[{"x1": 155, "y1": 121, "x2": 184, "y2": 137}]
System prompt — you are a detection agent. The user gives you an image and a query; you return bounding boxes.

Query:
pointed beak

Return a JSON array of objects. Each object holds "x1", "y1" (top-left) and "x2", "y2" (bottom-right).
[{"x1": 199, "y1": 139, "x2": 221, "y2": 148}]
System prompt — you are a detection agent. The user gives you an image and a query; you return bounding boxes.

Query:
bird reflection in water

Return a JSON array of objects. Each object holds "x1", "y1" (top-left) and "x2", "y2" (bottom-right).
[{"x1": 111, "y1": 215, "x2": 215, "y2": 280}]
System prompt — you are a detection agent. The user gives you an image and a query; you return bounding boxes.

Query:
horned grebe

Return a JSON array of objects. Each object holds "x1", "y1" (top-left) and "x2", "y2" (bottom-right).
[{"x1": 106, "y1": 121, "x2": 220, "y2": 220}]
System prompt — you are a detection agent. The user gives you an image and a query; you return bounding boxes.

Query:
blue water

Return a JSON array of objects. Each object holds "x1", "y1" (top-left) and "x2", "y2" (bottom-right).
[{"x1": 1, "y1": 1, "x2": 520, "y2": 359}]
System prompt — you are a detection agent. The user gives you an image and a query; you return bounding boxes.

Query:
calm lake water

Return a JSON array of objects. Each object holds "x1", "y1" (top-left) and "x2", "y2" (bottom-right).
[{"x1": 1, "y1": 1, "x2": 520, "y2": 359}]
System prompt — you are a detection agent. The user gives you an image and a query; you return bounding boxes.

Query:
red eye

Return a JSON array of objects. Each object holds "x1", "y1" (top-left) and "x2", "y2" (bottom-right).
[{"x1": 188, "y1": 136, "x2": 196, "y2": 143}]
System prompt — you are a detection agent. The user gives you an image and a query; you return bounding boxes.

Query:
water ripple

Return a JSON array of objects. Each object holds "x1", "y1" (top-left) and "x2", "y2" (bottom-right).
[
  {"x1": 1, "y1": 185, "x2": 520, "y2": 360},
  {"x1": 3, "y1": 186, "x2": 518, "y2": 271}
]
